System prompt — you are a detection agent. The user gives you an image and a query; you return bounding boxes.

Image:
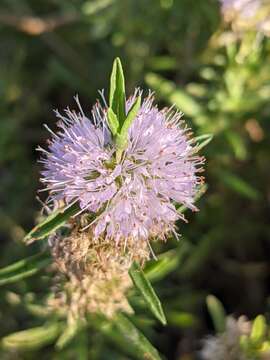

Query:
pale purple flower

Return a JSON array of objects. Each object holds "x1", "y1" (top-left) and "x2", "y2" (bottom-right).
[{"x1": 39, "y1": 92, "x2": 203, "y2": 245}]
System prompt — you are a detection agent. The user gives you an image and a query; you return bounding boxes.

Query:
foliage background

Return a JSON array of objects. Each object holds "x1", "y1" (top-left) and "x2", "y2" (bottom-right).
[{"x1": 1, "y1": 0, "x2": 270, "y2": 358}]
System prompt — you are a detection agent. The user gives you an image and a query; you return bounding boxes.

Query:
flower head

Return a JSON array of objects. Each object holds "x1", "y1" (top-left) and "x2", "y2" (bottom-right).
[
  {"x1": 48, "y1": 229, "x2": 137, "y2": 320},
  {"x1": 39, "y1": 92, "x2": 203, "y2": 248}
]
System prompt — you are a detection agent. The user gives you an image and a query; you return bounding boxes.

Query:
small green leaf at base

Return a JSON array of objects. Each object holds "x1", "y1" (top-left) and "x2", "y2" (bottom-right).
[{"x1": 129, "y1": 262, "x2": 167, "y2": 325}]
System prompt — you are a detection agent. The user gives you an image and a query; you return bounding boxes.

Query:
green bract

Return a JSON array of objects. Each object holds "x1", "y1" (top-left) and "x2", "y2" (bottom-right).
[{"x1": 108, "y1": 58, "x2": 141, "y2": 161}]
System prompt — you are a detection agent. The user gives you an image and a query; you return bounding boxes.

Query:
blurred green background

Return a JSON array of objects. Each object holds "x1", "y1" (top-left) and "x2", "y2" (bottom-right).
[{"x1": 1, "y1": 0, "x2": 270, "y2": 358}]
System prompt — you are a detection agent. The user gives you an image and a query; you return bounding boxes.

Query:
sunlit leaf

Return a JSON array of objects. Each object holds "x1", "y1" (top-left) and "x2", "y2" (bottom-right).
[
  {"x1": 250, "y1": 315, "x2": 266, "y2": 344},
  {"x1": 129, "y1": 262, "x2": 166, "y2": 325}
]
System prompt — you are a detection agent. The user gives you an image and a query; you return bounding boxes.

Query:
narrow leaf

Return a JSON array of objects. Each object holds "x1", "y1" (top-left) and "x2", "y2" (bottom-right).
[
  {"x1": 218, "y1": 170, "x2": 261, "y2": 200},
  {"x1": 114, "y1": 314, "x2": 162, "y2": 360},
  {"x1": 24, "y1": 203, "x2": 80, "y2": 244},
  {"x1": 0, "y1": 251, "x2": 51, "y2": 286},
  {"x1": 177, "y1": 184, "x2": 207, "y2": 214},
  {"x1": 1, "y1": 323, "x2": 62, "y2": 350},
  {"x1": 129, "y1": 261, "x2": 167, "y2": 325},
  {"x1": 194, "y1": 133, "x2": 213, "y2": 152},
  {"x1": 116, "y1": 95, "x2": 141, "y2": 149},
  {"x1": 143, "y1": 249, "x2": 180, "y2": 282},
  {"x1": 206, "y1": 295, "x2": 226, "y2": 333},
  {"x1": 145, "y1": 72, "x2": 203, "y2": 117},
  {"x1": 56, "y1": 321, "x2": 80, "y2": 349},
  {"x1": 107, "y1": 107, "x2": 119, "y2": 136},
  {"x1": 109, "y1": 57, "x2": 126, "y2": 126},
  {"x1": 92, "y1": 313, "x2": 161, "y2": 360}
]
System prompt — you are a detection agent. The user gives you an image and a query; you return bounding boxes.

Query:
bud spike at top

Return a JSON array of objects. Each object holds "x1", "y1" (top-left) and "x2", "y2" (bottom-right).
[
  {"x1": 40, "y1": 57, "x2": 205, "y2": 251},
  {"x1": 109, "y1": 57, "x2": 126, "y2": 127}
]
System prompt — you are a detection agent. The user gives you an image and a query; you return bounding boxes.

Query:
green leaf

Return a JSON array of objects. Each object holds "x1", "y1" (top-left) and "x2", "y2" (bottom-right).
[
  {"x1": 250, "y1": 315, "x2": 266, "y2": 344},
  {"x1": 114, "y1": 314, "x2": 162, "y2": 360},
  {"x1": 206, "y1": 295, "x2": 226, "y2": 333},
  {"x1": 56, "y1": 321, "x2": 80, "y2": 349},
  {"x1": 24, "y1": 203, "x2": 80, "y2": 244},
  {"x1": 129, "y1": 262, "x2": 167, "y2": 325},
  {"x1": 166, "y1": 311, "x2": 197, "y2": 328},
  {"x1": 109, "y1": 57, "x2": 126, "y2": 127},
  {"x1": 218, "y1": 170, "x2": 261, "y2": 201},
  {"x1": 194, "y1": 133, "x2": 213, "y2": 152},
  {"x1": 1, "y1": 323, "x2": 62, "y2": 350},
  {"x1": 92, "y1": 313, "x2": 161, "y2": 360},
  {"x1": 143, "y1": 249, "x2": 180, "y2": 282},
  {"x1": 177, "y1": 184, "x2": 207, "y2": 214},
  {"x1": 145, "y1": 72, "x2": 203, "y2": 117},
  {"x1": 0, "y1": 251, "x2": 51, "y2": 286},
  {"x1": 107, "y1": 107, "x2": 119, "y2": 136},
  {"x1": 116, "y1": 95, "x2": 141, "y2": 150}
]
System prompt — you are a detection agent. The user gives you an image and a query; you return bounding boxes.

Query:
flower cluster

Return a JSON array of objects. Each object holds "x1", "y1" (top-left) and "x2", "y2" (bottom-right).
[
  {"x1": 40, "y1": 93, "x2": 203, "y2": 252},
  {"x1": 220, "y1": 0, "x2": 270, "y2": 36},
  {"x1": 48, "y1": 228, "x2": 149, "y2": 321}
]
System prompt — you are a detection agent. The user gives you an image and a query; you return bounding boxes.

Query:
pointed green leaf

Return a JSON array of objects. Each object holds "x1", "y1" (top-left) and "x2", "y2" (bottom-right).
[
  {"x1": 0, "y1": 251, "x2": 51, "y2": 286},
  {"x1": 1, "y1": 323, "x2": 62, "y2": 350},
  {"x1": 24, "y1": 203, "x2": 80, "y2": 244},
  {"x1": 116, "y1": 95, "x2": 141, "y2": 150},
  {"x1": 114, "y1": 314, "x2": 162, "y2": 360},
  {"x1": 250, "y1": 315, "x2": 266, "y2": 344},
  {"x1": 109, "y1": 57, "x2": 126, "y2": 126},
  {"x1": 206, "y1": 295, "x2": 226, "y2": 333},
  {"x1": 143, "y1": 249, "x2": 180, "y2": 282},
  {"x1": 218, "y1": 170, "x2": 261, "y2": 200},
  {"x1": 107, "y1": 107, "x2": 119, "y2": 136},
  {"x1": 129, "y1": 261, "x2": 167, "y2": 325},
  {"x1": 92, "y1": 313, "x2": 161, "y2": 360},
  {"x1": 177, "y1": 184, "x2": 207, "y2": 214},
  {"x1": 194, "y1": 133, "x2": 213, "y2": 152}
]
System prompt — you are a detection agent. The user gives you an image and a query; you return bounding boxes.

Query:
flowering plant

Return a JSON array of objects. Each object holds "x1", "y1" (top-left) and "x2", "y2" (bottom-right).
[{"x1": 0, "y1": 58, "x2": 208, "y2": 358}]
